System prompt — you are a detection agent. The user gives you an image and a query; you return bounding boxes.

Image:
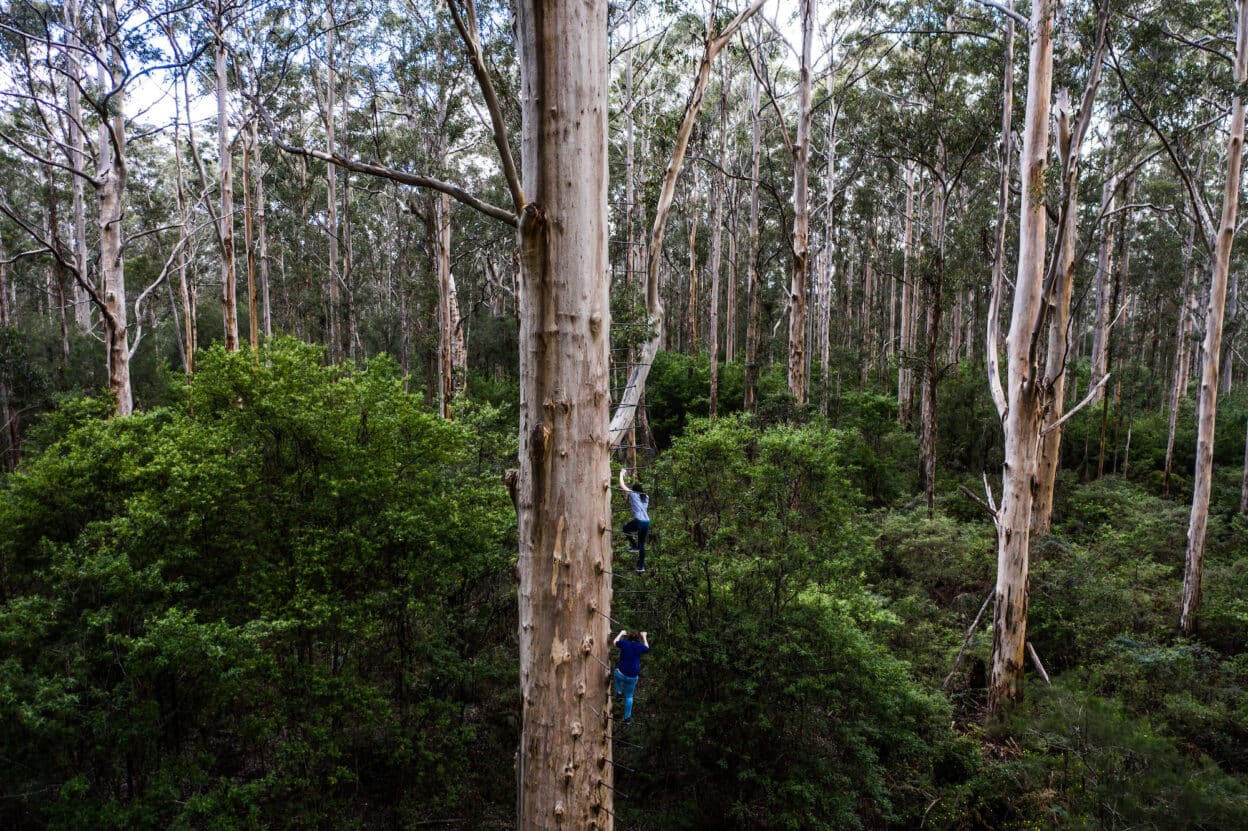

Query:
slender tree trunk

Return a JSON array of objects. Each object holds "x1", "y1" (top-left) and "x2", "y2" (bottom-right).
[
  {"x1": 243, "y1": 128, "x2": 259, "y2": 351},
  {"x1": 708, "y1": 74, "x2": 728, "y2": 417},
  {"x1": 173, "y1": 91, "x2": 194, "y2": 375},
  {"x1": 253, "y1": 117, "x2": 272, "y2": 339},
  {"x1": 514, "y1": 0, "x2": 612, "y2": 825},
  {"x1": 0, "y1": 233, "x2": 18, "y2": 470},
  {"x1": 65, "y1": 0, "x2": 90, "y2": 333},
  {"x1": 1181, "y1": 0, "x2": 1248, "y2": 636},
  {"x1": 687, "y1": 200, "x2": 699, "y2": 353},
  {"x1": 1089, "y1": 178, "x2": 1118, "y2": 402},
  {"x1": 341, "y1": 48, "x2": 359, "y2": 362},
  {"x1": 1240, "y1": 416, "x2": 1248, "y2": 513},
  {"x1": 989, "y1": 0, "x2": 1055, "y2": 714},
  {"x1": 787, "y1": 0, "x2": 814, "y2": 403},
  {"x1": 744, "y1": 63, "x2": 763, "y2": 412},
  {"x1": 41, "y1": 161, "x2": 71, "y2": 365},
  {"x1": 324, "y1": 16, "x2": 340, "y2": 362},
  {"x1": 822, "y1": 73, "x2": 837, "y2": 417},
  {"x1": 726, "y1": 188, "x2": 738, "y2": 362},
  {"x1": 900, "y1": 164, "x2": 917, "y2": 423},
  {"x1": 1026, "y1": 0, "x2": 1106, "y2": 537},
  {"x1": 216, "y1": 13, "x2": 238, "y2": 352},
  {"x1": 1221, "y1": 272, "x2": 1239, "y2": 393},
  {"x1": 861, "y1": 246, "x2": 875, "y2": 390}
]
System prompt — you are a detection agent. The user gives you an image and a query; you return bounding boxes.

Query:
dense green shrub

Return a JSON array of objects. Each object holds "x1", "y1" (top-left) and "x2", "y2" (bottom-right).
[
  {"x1": 616, "y1": 416, "x2": 959, "y2": 829},
  {"x1": 0, "y1": 339, "x2": 516, "y2": 829}
]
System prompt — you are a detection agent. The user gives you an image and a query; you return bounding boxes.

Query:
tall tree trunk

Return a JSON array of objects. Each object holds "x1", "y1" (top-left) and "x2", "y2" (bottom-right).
[
  {"x1": 1221, "y1": 271, "x2": 1239, "y2": 393},
  {"x1": 514, "y1": 0, "x2": 612, "y2": 825},
  {"x1": 744, "y1": 62, "x2": 763, "y2": 412},
  {"x1": 1164, "y1": 240, "x2": 1197, "y2": 496},
  {"x1": 787, "y1": 0, "x2": 815, "y2": 403},
  {"x1": 861, "y1": 245, "x2": 875, "y2": 389},
  {"x1": 1240, "y1": 415, "x2": 1248, "y2": 513},
  {"x1": 708, "y1": 73, "x2": 728, "y2": 417},
  {"x1": 1089, "y1": 178, "x2": 1118, "y2": 403},
  {"x1": 341, "y1": 49, "x2": 359, "y2": 362},
  {"x1": 0, "y1": 233, "x2": 18, "y2": 470},
  {"x1": 65, "y1": 0, "x2": 90, "y2": 333},
  {"x1": 243, "y1": 128, "x2": 259, "y2": 351},
  {"x1": 822, "y1": 71, "x2": 838, "y2": 417},
  {"x1": 900, "y1": 163, "x2": 917, "y2": 423},
  {"x1": 989, "y1": 0, "x2": 1055, "y2": 714},
  {"x1": 1181, "y1": 0, "x2": 1248, "y2": 636},
  {"x1": 173, "y1": 92, "x2": 194, "y2": 375},
  {"x1": 97, "y1": 0, "x2": 133, "y2": 415},
  {"x1": 921, "y1": 172, "x2": 946, "y2": 514},
  {"x1": 324, "y1": 15, "x2": 340, "y2": 362},
  {"x1": 253, "y1": 117, "x2": 272, "y2": 339},
  {"x1": 726, "y1": 187, "x2": 738, "y2": 362},
  {"x1": 687, "y1": 198, "x2": 699, "y2": 353},
  {"x1": 216, "y1": 13, "x2": 238, "y2": 352},
  {"x1": 1033, "y1": 0, "x2": 1110, "y2": 529}
]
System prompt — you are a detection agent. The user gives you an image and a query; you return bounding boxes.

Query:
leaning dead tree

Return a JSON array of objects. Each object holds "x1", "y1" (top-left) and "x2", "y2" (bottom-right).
[{"x1": 606, "y1": 0, "x2": 769, "y2": 449}]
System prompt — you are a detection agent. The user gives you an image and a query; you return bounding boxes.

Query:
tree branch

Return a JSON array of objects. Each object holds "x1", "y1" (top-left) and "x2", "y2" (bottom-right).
[
  {"x1": 446, "y1": 0, "x2": 525, "y2": 214},
  {"x1": 256, "y1": 102, "x2": 517, "y2": 227},
  {"x1": 971, "y1": 0, "x2": 1031, "y2": 29}
]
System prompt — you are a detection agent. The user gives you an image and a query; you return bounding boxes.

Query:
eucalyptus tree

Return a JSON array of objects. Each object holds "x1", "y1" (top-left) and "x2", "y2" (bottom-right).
[
  {"x1": 0, "y1": 0, "x2": 203, "y2": 415},
  {"x1": 1111, "y1": 0, "x2": 1248, "y2": 634},
  {"x1": 986, "y1": 0, "x2": 1056, "y2": 713},
  {"x1": 870, "y1": 1, "x2": 998, "y2": 512}
]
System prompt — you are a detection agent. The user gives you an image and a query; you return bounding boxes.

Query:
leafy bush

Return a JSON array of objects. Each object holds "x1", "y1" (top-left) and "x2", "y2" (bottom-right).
[
  {"x1": 0, "y1": 339, "x2": 516, "y2": 829},
  {"x1": 615, "y1": 416, "x2": 959, "y2": 829}
]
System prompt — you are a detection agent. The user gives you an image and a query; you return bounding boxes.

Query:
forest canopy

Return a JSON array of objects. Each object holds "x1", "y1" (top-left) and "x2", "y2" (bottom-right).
[{"x1": 3, "y1": 0, "x2": 1248, "y2": 827}]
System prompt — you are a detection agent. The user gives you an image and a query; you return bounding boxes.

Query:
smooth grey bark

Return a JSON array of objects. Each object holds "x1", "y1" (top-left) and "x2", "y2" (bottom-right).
[
  {"x1": 1181, "y1": 0, "x2": 1248, "y2": 636},
  {"x1": 989, "y1": 0, "x2": 1055, "y2": 713}
]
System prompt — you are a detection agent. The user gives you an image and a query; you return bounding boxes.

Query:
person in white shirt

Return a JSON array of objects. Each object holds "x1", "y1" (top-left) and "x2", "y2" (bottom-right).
[{"x1": 618, "y1": 467, "x2": 650, "y2": 572}]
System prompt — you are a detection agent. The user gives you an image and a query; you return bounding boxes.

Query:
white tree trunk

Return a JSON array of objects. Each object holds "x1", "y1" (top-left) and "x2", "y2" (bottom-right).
[
  {"x1": 514, "y1": 0, "x2": 613, "y2": 826},
  {"x1": 324, "y1": 16, "x2": 340, "y2": 361},
  {"x1": 787, "y1": 0, "x2": 815, "y2": 403},
  {"x1": 252, "y1": 117, "x2": 272, "y2": 339},
  {"x1": 1088, "y1": 178, "x2": 1117, "y2": 404},
  {"x1": 744, "y1": 59, "x2": 762, "y2": 412},
  {"x1": 216, "y1": 14, "x2": 238, "y2": 352},
  {"x1": 900, "y1": 163, "x2": 916, "y2": 422},
  {"x1": 1181, "y1": 0, "x2": 1248, "y2": 636},
  {"x1": 65, "y1": 0, "x2": 91, "y2": 333},
  {"x1": 989, "y1": 0, "x2": 1055, "y2": 714},
  {"x1": 708, "y1": 74, "x2": 729, "y2": 417}
]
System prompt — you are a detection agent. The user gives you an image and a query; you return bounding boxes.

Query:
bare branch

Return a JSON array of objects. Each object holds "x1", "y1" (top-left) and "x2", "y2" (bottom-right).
[
  {"x1": 1026, "y1": 641, "x2": 1051, "y2": 685},
  {"x1": 446, "y1": 0, "x2": 525, "y2": 214},
  {"x1": 1110, "y1": 44, "x2": 1216, "y2": 250},
  {"x1": 971, "y1": 0, "x2": 1031, "y2": 29},
  {"x1": 256, "y1": 103, "x2": 517, "y2": 227},
  {"x1": 1040, "y1": 373, "x2": 1110, "y2": 437},
  {"x1": 943, "y1": 591, "x2": 993, "y2": 690}
]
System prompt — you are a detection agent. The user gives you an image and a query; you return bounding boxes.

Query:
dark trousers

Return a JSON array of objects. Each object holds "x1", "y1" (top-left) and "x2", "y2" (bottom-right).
[{"x1": 623, "y1": 519, "x2": 649, "y2": 568}]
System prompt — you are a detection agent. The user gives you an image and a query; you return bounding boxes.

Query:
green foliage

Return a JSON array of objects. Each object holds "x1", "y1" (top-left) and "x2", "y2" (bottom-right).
[
  {"x1": 0, "y1": 338, "x2": 515, "y2": 829},
  {"x1": 616, "y1": 416, "x2": 958, "y2": 829},
  {"x1": 972, "y1": 680, "x2": 1248, "y2": 830}
]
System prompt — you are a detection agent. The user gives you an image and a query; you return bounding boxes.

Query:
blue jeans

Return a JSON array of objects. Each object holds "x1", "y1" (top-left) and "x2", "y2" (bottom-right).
[
  {"x1": 614, "y1": 668, "x2": 639, "y2": 719},
  {"x1": 623, "y1": 519, "x2": 649, "y2": 568}
]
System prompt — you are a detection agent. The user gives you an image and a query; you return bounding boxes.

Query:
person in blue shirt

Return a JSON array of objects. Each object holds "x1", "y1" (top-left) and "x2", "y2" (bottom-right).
[
  {"x1": 613, "y1": 629, "x2": 650, "y2": 723},
  {"x1": 618, "y1": 467, "x2": 650, "y2": 572}
]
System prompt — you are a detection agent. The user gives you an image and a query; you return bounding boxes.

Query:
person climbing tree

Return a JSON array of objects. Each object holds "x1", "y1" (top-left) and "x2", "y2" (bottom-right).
[
  {"x1": 612, "y1": 629, "x2": 650, "y2": 724},
  {"x1": 619, "y1": 467, "x2": 651, "y2": 572}
]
